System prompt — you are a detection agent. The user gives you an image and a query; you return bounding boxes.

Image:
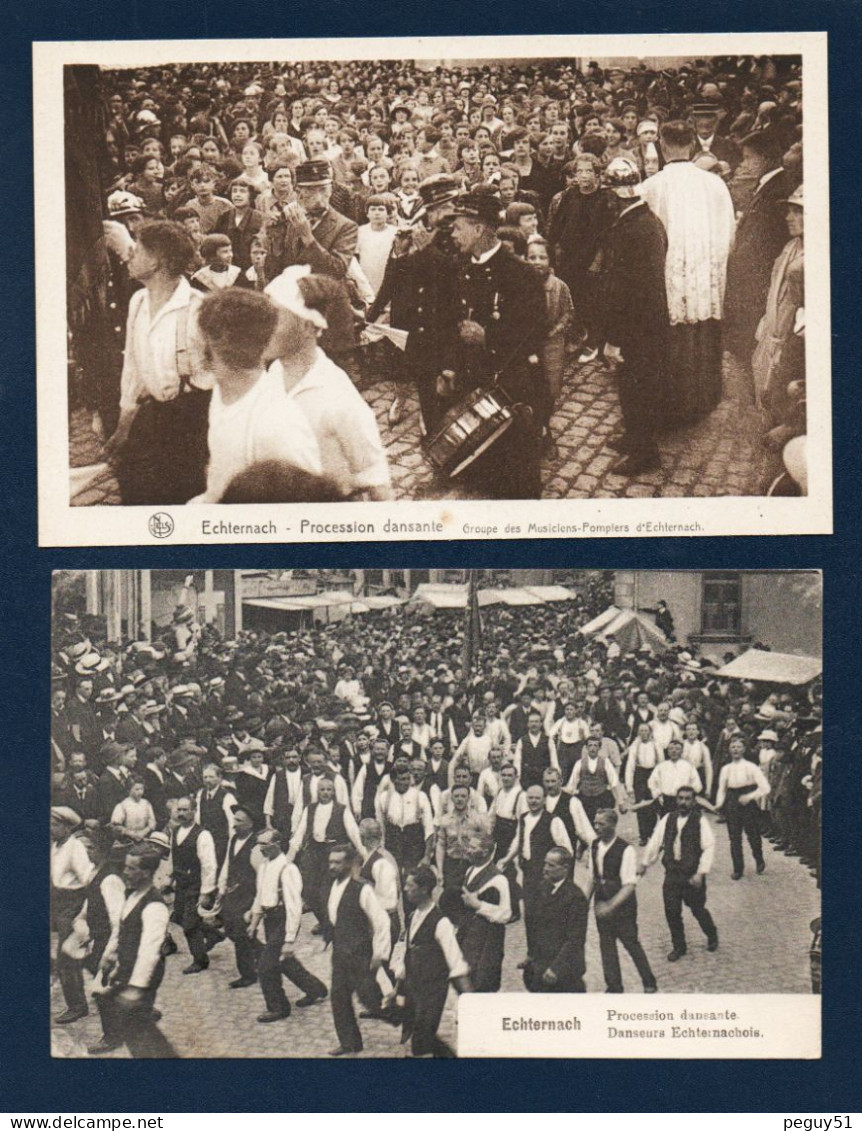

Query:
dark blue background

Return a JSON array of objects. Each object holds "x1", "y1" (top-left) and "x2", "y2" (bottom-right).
[{"x1": 3, "y1": 0, "x2": 861, "y2": 1111}]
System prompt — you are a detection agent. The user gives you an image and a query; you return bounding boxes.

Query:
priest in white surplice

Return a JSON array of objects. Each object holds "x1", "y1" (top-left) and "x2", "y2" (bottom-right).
[{"x1": 639, "y1": 119, "x2": 736, "y2": 423}]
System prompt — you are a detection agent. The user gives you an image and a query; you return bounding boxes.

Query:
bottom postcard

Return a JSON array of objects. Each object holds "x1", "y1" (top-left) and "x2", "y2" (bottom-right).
[{"x1": 50, "y1": 568, "x2": 821, "y2": 1058}]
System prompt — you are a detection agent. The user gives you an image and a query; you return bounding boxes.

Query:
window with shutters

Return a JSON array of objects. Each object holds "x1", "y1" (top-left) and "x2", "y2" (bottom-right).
[{"x1": 701, "y1": 572, "x2": 742, "y2": 635}]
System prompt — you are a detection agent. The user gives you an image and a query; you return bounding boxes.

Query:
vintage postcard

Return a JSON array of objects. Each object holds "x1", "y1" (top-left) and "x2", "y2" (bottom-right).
[
  {"x1": 35, "y1": 33, "x2": 830, "y2": 544},
  {"x1": 50, "y1": 568, "x2": 821, "y2": 1058}
]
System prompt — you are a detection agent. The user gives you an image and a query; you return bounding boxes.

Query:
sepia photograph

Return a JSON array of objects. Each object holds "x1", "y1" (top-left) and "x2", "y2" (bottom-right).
[
  {"x1": 35, "y1": 33, "x2": 831, "y2": 544},
  {"x1": 50, "y1": 568, "x2": 822, "y2": 1058}
]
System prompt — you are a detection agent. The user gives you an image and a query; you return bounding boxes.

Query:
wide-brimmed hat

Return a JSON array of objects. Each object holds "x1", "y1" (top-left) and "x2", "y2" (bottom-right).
[{"x1": 51, "y1": 806, "x2": 83, "y2": 828}]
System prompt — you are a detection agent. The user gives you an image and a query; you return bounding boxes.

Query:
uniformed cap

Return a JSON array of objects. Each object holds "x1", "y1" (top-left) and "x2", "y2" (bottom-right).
[
  {"x1": 107, "y1": 190, "x2": 145, "y2": 218},
  {"x1": 51, "y1": 806, "x2": 83, "y2": 828},
  {"x1": 451, "y1": 190, "x2": 504, "y2": 228},
  {"x1": 294, "y1": 159, "x2": 333, "y2": 186},
  {"x1": 785, "y1": 183, "x2": 803, "y2": 207},
  {"x1": 418, "y1": 173, "x2": 461, "y2": 210},
  {"x1": 691, "y1": 100, "x2": 723, "y2": 115}
]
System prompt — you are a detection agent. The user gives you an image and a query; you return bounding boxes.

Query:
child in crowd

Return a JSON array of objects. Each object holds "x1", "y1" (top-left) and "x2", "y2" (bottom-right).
[
  {"x1": 356, "y1": 194, "x2": 397, "y2": 300},
  {"x1": 191, "y1": 234, "x2": 242, "y2": 292},
  {"x1": 526, "y1": 235, "x2": 575, "y2": 435}
]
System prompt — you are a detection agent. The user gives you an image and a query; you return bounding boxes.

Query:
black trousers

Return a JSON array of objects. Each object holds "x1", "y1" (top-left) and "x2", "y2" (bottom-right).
[
  {"x1": 580, "y1": 789, "x2": 616, "y2": 828},
  {"x1": 330, "y1": 947, "x2": 382, "y2": 1052},
  {"x1": 257, "y1": 907, "x2": 327, "y2": 1015},
  {"x1": 725, "y1": 794, "x2": 764, "y2": 874},
  {"x1": 615, "y1": 355, "x2": 660, "y2": 460},
  {"x1": 221, "y1": 894, "x2": 261, "y2": 981},
  {"x1": 116, "y1": 389, "x2": 210, "y2": 506},
  {"x1": 596, "y1": 905, "x2": 656, "y2": 992},
  {"x1": 172, "y1": 880, "x2": 208, "y2": 963},
  {"x1": 95, "y1": 987, "x2": 177, "y2": 1058},
  {"x1": 53, "y1": 888, "x2": 87, "y2": 1013},
  {"x1": 633, "y1": 767, "x2": 658, "y2": 843},
  {"x1": 402, "y1": 977, "x2": 454, "y2": 1057},
  {"x1": 662, "y1": 873, "x2": 717, "y2": 953}
]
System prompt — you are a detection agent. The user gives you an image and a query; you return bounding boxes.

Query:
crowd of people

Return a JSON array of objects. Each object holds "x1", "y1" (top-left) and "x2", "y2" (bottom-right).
[
  {"x1": 50, "y1": 575, "x2": 822, "y2": 1057},
  {"x1": 68, "y1": 53, "x2": 806, "y2": 502}
]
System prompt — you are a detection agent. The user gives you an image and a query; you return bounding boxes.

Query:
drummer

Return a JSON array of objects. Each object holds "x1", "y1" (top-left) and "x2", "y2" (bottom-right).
[{"x1": 448, "y1": 190, "x2": 549, "y2": 499}]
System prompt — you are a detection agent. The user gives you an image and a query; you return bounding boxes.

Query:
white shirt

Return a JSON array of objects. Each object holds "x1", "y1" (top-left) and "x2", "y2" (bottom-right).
[
  {"x1": 356, "y1": 223, "x2": 397, "y2": 297},
  {"x1": 193, "y1": 369, "x2": 322, "y2": 503},
  {"x1": 491, "y1": 785, "x2": 526, "y2": 821},
  {"x1": 263, "y1": 767, "x2": 304, "y2": 820},
  {"x1": 715, "y1": 760, "x2": 771, "y2": 809},
  {"x1": 289, "y1": 801, "x2": 362, "y2": 856},
  {"x1": 550, "y1": 716, "x2": 590, "y2": 744},
  {"x1": 438, "y1": 786, "x2": 487, "y2": 820},
  {"x1": 485, "y1": 717, "x2": 511, "y2": 752},
  {"x1": 642, "y1": 812, "x2": 715, "y2": 875},
  {"x1": 327, "y1": 878, "x2": 391, "y2": 963},
  {"x1": 625, "y1": 739, "x2": 663, "y2": 792},
  {"x1": 590, "y1": 836, "x2": 638, "y2": 887},
  {"x1": 648, "y1": 758, "x2": 702, "y2": 799},
  {"x1": 51, "y1": 836, "x2": 95, "y2": 891},
  {"x1": 683, "y1": 739, "x2": 713, "y2": 791},
  {"x1": 553, "y1": 794, "x2": 596, "y2": 847},
  {"x1": 173, "y1": 824, "x2": 218, "y2": 893},
  {"x1": 252, "y1": 854, "x2": 304, "y2": 943},
  {"x1": 399, "y1": 904, "x2": 469, "y2": 981},
  {"x1": 651, "y1": 718, "x2": 681, "y2": 754},
  {"x1": 455, "y1": 732, "x2": 493, "y2": 777},
  {"x1": 477, "y1": 765, "x2": 503, "y2": 803},
  {"x1": 375, "y1": 786, "x2": 435, "y2": 839},
  {"x1": 463, "y1": 865, "x2": 512, "y2": 924},
  {"x1": 364, "y1": 851, "x2": 399, "y2": 912},
  {"x1": 120, "y1": 278, "x2": 210, "y2": 411},
  {"x1": 273, "y1": 349, "x2": 391, "y2": 496}
]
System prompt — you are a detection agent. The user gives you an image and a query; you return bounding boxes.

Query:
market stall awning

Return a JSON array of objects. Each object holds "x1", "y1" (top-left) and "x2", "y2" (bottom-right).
[
  {"x1": 522, "y1": 586, "x2": 578, "y2": 602},
  {"x1": 579, "y1": 605, "x2": 622, "y2": 636},
  {"x1": 579, "y1": 606, "x2": 669, "y2": 654},
  {"x1": 409, "y1": 583, "x2": 469, "y2": 609},
  {"x1": 361, "y1": 595, "x2": 407, "y2": 610},
  {"x1": 717, "y1": 650, "x2": 822, "y2": 685}
]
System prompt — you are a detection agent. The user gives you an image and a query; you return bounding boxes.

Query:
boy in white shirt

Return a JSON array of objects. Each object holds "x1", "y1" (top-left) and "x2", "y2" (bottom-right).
[
  {"x1": 356, "y1": 195, "x2": 397, "y2": 299},
  {"x1": 190, "y1": 288, "x2": 320, "y2": 504}
]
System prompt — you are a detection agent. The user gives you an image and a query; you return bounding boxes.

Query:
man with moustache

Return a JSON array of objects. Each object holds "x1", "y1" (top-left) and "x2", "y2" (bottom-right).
[
  {"x1": 457, "y1": 830, "x2": 512, "y2": 992},
  {"x1": 263, "y1": 746, "x2": 305, "y2": 845},
  {"x1": 216, "y1": 807, "x2": 262, "y2": 989},
  {"x1": 168, "y1": 795, "x2": 219, "y2": 974}
]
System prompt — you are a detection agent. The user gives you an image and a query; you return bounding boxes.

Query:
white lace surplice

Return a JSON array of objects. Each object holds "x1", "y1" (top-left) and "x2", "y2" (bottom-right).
[{"x1": 640, "y1": 162, "x2": 736, "y2": 326}]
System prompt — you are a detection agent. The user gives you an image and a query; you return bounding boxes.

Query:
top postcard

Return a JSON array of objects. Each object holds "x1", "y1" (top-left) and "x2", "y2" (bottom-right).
[{"x1": 34, "y1": 32, "x2": 831, "y2": 545}]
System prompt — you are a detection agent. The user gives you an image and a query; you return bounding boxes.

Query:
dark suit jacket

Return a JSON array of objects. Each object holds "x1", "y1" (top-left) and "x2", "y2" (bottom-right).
[
  {"x1": 602, "y1": 199, "x2": 669, "y2": 369},
  {"x1": 98, "y1": 768, "x2": 129, "y2": 824},
  {"x1": 215, "y1": 207, "x2": 265, "y2": 271},
  {"x1": 526, "y1": 880, "x2": 590, "y2": 990},
  {"x1": 690, "y1": 134, "x2": 741, "y2": 171},
  {"x1": 54, "y1": 783, "x2": 101, "y2": 823},
  {"x1": 724, "y1": 168, "x2": 792, "y2": 355}
]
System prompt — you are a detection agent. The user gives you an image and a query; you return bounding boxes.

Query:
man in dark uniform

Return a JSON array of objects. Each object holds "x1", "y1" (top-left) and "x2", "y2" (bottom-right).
[
  {"x1": 522, "y1": 847, "x2": 589, "y2": 993},
  {"x1": 366, "y1": 173, "x2": 462, "y2": 435},
  {"x1": 448, "y1": 190, "x2": 549, "y2": 498},
  {"x1": 93, "y1": 844, "x2": 177, "y2": 1058},
  {"x1": 601, "y1": 156, "x2": 670, "y2": 476}
]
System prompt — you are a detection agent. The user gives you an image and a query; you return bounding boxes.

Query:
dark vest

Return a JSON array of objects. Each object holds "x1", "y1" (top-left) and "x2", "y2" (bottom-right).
[
  {"x1": 303, "y1": 801, "x2": 347, "y2": 848},
  {"x1": 464, "y1": 860, "x2": 502, "y2": 903},
  {"x1": 546, "y1": 791, "x2": 577, "y2": 846},
  {"x1": 301, "y1": 770, "x2": 338, "y2": 809},
  {"x1": 114, "y1": 886, "x2": 166, "y2": 990},
  {"x1": 405, "y1": 904, "x2": 450, "y2": 986},
  {"x1": 579, "y1": 756, "x2": 611, "y2": 797},
  {"x1": 359, "y1": 848, "x2": 382, "y2": 884},
  {"x1": 519, "y1": 809, "x2": 554, "y2": 865},
  {"x1": 199, "y1": 786, "x2": 231, "y2": 848},
  {"x1": 591, "y1": 836, "x2": 630, "y2": 901},
  {"x1": 270, "y1": 768, "x2": 298, "y2": 836},
  {"x1": 331, "y1": 878, "x2": 371, "y2": 958},
  {"x1": 361, "y1": 760, "x2": 390, "y2": 819},
  {"x1": 85, "y1": 864, "x2": 115, "y2": 953},
  {"x1": 520, "y1": 732, "x2": 552, "y2": 776},
  {"x1": 662, "y1": 810, "x2": 703, "y2": 878},
  {"x1": 171, "y1": 824, "x2": 202, "y2": 886},
  {"x1": 426, "y1": 757, "x2": 450, "y2": 792},
  {"x1": 222, "y1": 834, "x2": 257, "y2": 901}
]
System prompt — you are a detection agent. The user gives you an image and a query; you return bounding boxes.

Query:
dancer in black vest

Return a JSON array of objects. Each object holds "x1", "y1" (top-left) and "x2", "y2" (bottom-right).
[
  {"x1": 216, "y1": 808, "x2": 261, "y2": 988},
  {"x1": 522, "y1": 847, "x2": 589, "y2": 993},
  {"x1": 351, "y1": 739, "x2": 393, "y2": 820},
  {"x1": 93, "y1": 845, "x2": 177, "y2": 1058},
  {"x1": 263, "y1": 747, "x2": 303, "y2": 847},
  {"x1": 458, "y1": 832, "x2": 511, "y2": 992},
  {"x1": 639, "y1": 786, "x2": 719, "y2": 961},
  {"x1": 196, "y1": 764, "x2": 237, "y2": 869},
  {"x1": 396, "y1": 864, "x2": 471, "y2": 1058},
  {"x1": 249, "y1": 829, "x2": 328, "y2": 1022},
  {"x1": 325, "y1": 844, "x2": 393, "y2": 1056},
  {"x1": 79, "y1": 836, "x2": 128, "y2": 1054},
  {"x1": 498, "y1": 783, "x2": 572, "y2": 951},
  {"x1": 515, "y1": 711, "x2": 555, "y2": 788},
  {"x1": 588, "y1": 809, "x2": 657, "y2": 993},
  {"x1": 569, "y1": 737, "x2": 624, "y2": 827},
  {"x1": 287, "y1": 776, "x2": 363, "y2": 927},
  {"x1": 170, "y1": 796, "x2": 219, "y2": 973}
]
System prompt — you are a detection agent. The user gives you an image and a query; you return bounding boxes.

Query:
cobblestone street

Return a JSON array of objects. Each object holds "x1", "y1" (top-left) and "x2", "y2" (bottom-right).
[
  {"x1": 68, "y1": 349, "x2": 774, "y2": 506},
  {"x1": 51, "y1": 810, "x2": 819, "y2": 1059}
]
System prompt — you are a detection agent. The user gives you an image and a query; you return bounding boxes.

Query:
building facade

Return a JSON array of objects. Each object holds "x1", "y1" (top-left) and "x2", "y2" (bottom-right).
[{"x1": 614, "y1": 571, "x2": 822, "y2": 659}]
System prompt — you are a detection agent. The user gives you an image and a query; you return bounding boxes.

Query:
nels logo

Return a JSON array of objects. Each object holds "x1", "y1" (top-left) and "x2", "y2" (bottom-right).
[{"x1": 148, "y1": 512, "x2": 175, "y2": 539}]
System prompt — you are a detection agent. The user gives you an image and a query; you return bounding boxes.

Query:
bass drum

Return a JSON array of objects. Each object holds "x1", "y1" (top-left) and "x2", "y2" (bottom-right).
[{"x1": 426, "y1": 386, "x2": 515, "y2": 479}]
